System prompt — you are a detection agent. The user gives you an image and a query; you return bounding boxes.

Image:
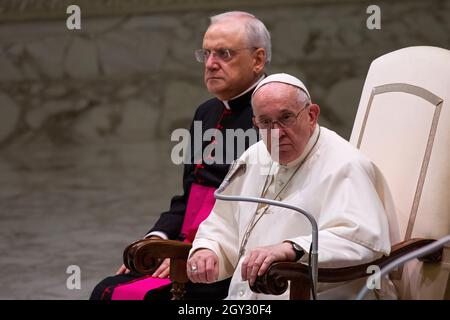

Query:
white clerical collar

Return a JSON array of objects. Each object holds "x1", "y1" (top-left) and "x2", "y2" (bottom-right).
[
  {"x1": 279, "y1": 125, "x2": 321, "y2": 169},
  {"x1": 222, "y1": 74, "x2": 266, "y2": 110}
]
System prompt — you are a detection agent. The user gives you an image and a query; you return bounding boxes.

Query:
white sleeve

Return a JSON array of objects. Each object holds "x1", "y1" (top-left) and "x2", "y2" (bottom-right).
[
  {"x1": 144, "y1": 231, "x2": 168, "y2": 240},
  {"x1": 190, "y1": 195, "x2": 240, "y2": 281},
  {"x1": 285, "y1": 160, "x2": 391, "y2": 267}
]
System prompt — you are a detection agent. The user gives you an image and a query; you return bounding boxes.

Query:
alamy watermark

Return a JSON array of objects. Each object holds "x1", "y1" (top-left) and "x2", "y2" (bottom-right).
[
  {"x1": 170, "y1": 121, "x2": 280, "y2": 168},
  {"x1": 367, "y1": 5, "x2": 381, "y2": 30},
  {"x1": 66, "y1": 265, "x2": 81, "y2": 290},
  {"x1": 66, "y1": 5, "x2": 81, "y2": 30},
  {"x1": 65, "y1": 4, "x2": 380, "y2": 32},
  {"x1": 366, "y1": 265, "x2": 381, "y2": 290}
]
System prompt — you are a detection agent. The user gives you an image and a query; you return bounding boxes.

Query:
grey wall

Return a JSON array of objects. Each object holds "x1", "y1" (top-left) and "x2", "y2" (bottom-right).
[
  {"x1": 1, "y1": 0, "x2": 449, "y2": 148},
  {"x1": 0, "y1": 0, "x2": 449, "y2": 299}
]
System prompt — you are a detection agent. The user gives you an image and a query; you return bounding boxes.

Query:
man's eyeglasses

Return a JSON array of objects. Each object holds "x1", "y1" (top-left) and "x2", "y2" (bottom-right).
[
  {"x1": 253, "y1": 104, "x2": 310, "y2": 130},
  {"x1": 194, "y1": 47, "x2": 255, "y2": 63}
]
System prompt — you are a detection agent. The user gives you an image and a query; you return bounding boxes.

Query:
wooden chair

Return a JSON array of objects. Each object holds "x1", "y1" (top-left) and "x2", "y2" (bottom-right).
[
  {"x1": 124, "y1": 238, "x2": 191, "y2": 300},
  {"x1": 124, "y1": 46, "x2": 450, "y2": 300}
]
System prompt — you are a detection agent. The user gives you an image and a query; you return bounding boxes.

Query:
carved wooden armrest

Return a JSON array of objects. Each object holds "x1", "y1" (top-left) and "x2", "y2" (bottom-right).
[
  {"x1": 251, "y1": 238, "x2": 441, "y2": 299},
  {"x1": 123, "y1": 239, "x2": 193, "y2": 299},
  {"x1": 124, "y1": 238, "x2": 192, "y2": 273}
]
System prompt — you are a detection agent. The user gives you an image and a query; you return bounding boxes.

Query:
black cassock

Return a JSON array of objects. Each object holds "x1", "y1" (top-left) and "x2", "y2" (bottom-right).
[{"x1": 91, "y1": 88, "x2": 257, "y2": 300}]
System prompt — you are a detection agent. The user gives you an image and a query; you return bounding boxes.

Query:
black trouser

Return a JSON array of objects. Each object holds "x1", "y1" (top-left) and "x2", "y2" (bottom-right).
[{"x1": 90, "y1": 272, "x2": 231, "y2": 300}]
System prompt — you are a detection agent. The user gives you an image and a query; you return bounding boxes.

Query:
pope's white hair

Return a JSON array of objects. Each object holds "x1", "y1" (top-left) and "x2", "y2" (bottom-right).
[{"x1": 296, "y1": 87, "x2": 311, "y2": 108}]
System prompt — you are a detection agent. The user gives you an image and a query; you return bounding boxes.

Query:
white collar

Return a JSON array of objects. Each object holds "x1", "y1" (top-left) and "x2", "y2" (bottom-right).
[{"x1": 222, "y1": 75, "x2": 266, "y2": 109}]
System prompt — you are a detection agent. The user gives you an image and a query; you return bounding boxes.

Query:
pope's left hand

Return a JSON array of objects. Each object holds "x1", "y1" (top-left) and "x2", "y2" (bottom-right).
[{"x1": 241, "y1": 242, "x2": 297, "y2": 286}]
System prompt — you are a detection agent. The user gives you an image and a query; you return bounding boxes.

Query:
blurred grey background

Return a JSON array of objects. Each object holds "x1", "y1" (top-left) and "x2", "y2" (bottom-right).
[{"x1": 0, "y1": 0, "x2": 449, "y2": 299}]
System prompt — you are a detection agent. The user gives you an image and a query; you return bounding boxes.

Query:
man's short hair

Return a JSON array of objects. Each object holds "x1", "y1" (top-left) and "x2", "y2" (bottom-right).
[{"x1": 209, "y1": 11, "x2": 272, "y2": 64}]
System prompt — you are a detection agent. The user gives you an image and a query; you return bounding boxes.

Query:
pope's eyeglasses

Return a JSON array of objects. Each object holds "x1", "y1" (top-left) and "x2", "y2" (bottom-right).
[{"x1": 253, "y1": 104, "x2": 310, "y2": 129}]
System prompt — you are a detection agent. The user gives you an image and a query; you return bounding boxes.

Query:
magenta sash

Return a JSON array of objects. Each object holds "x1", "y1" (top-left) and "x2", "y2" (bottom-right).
[
  {"x1": 111, "y1": 276, "x2": 171, "y2": 300},
  {"x1": 110, "y1": 182, "x2": 216, "y2": 299},
  {"x1": 181, "y1": 183, "x2": 217, "y2": 243}
]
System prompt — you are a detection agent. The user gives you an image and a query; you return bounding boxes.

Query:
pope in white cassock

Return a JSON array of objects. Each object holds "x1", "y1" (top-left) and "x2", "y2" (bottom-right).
[{"x1": 186, "y1": 73, "x2": 399, "y2": 299}]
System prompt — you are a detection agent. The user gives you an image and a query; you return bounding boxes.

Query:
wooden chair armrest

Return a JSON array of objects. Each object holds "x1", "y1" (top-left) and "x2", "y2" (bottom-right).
[
  {"x1": 251, "y1": 238, "x2": 441, "y2": 297},
  {"x1": 123, "y1": 239, "x2": 192, "y2": 275},
  {"x1": 123, "y1": 239, "x2": 193, "y2": 300}
]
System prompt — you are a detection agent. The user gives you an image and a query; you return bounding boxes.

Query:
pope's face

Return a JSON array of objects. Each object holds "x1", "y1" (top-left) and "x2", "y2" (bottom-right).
[
  {"x1": 252, "y1": 83, "x2": 319, "y2": 164},
  {"x1": 202, "y1": 20, "x2": 265, "y2": 100}
]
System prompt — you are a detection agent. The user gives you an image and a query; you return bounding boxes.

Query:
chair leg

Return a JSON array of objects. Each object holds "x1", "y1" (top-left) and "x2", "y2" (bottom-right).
[
  {"x1": 444, "y1": 274, "x2": 450, "y2": 300},
  {"x1": 170, "y1": 258, "x2": 189, "y2": 300},
  {"x1": 290, "y1": 276, "x2": 312, "y2": 300},
  {"x1": 171, "y1": 282, "x2": 186, "y2": 300}
]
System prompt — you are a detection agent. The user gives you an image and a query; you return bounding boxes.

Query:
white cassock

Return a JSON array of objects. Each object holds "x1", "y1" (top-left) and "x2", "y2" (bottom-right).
[{"x1": 190, "y1": 126, "x2": 400, "y2": 300}]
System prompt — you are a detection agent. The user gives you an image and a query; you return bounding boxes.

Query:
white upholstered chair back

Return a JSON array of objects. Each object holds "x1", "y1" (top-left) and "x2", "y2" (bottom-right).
[{"x1": 349, "y1": 46, "x2": 450, "y2": 299}]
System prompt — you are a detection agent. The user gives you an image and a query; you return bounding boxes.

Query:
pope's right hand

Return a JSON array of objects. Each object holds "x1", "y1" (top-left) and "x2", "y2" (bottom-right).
[{"x1": 187, "y1": 249, "x2": 219, "y2": 283}]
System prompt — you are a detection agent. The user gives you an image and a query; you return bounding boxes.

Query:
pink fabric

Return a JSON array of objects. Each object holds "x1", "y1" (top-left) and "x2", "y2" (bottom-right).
[
  {"x1": 110, "y1": 183, "x2": 216, "y2": 300},
  {"x1": 181, "y1": 183, "x2": 217, "y2": 243},
  {"x1": 112, "y1": 276, "x2": 171, "y2": 300}
]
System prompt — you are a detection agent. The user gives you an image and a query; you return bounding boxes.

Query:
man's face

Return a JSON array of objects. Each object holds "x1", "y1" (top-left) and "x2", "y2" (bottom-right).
[
  {"x1": 252, "y1": 83, "x2": 319, "y2": 164},
  {"x1": 202, "y1": 20, "x2": 264, "y2": 100}
]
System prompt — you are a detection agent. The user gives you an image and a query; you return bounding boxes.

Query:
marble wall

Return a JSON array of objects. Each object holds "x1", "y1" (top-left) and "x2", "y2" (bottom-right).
[
  {"x1": 1, "y1": 0, "x2": 449, "y2": 150},
  {"x1": 0, "y1": 0, "x2": 449, "y2": 299}
]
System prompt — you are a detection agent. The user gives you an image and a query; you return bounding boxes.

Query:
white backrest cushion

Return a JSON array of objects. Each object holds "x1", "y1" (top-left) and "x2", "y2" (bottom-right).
[{"x1": 350, "y1": 46, "x2": 450, "y2": 241}]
